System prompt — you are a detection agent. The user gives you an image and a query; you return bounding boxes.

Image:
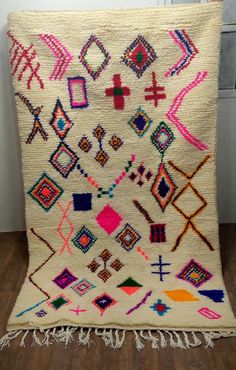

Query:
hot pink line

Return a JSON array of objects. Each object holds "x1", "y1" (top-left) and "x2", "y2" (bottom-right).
[
  {"x1": 57, "y1": 201, "x2": 74, "y2": 255},
  {"x1": 166, "y1": 71, "x2": 208, "y2": 151},
  {"x1": 39, "y1": 34, "x2": 73, "y2": 80}
]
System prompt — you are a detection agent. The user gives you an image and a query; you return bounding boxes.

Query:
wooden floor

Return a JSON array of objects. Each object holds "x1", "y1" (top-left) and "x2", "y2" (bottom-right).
[{"x1": 0, "y1": 225, "x2": 235, "y2": 370}]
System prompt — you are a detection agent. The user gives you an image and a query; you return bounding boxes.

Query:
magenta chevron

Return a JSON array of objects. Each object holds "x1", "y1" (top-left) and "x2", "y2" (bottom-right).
[
  {"x1": 39, "y1": 34, "x2": 73, "y2": 80},
  {"x1": 166, "y1": 71, "x2": 208, "y2": 151},
  {"x1": 165, "y1": 30, "x2": 198, "y2": 78}
]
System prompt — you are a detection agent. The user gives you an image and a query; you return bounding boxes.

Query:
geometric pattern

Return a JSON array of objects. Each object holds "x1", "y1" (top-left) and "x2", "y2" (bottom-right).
[
  {"x1": 198, "y1": 290, "x2": 224, "y2": 303},
  {"x1": 164, "y1": 289, "x2": 199, "y2": 302},
  {"x1": 47, "y1": 294, "x2": 72, "y2": 311},
  {"x1": 149, "y1": 224, "x2": 166, "y2": 243},
  {"x1": 144, "y1": 72, "x2": 166, "y2": 108},
  {"x1": 121, "y1": 35, "x2": 157, "y2": 78},
  {"x1": 78, "y1": 35, "x2": 111, "y2": 81},
  {"x1": 49, "y1": 99, "x2": 73, "y2": 140},
  {"x1": 198, "y1": 307, "x2": 221, "y2": 320},
  {"x1": 115, "y1": 223, "x2": 141, "y2": 252},
  {"x1": 128, "y1": 107, "x2": 152, "y2": 137},
  {"x1": 169, "y1": 156, "x2": 214, "y2": 252},
  {"x1": 28, "y1": 172, "x2": 63, "y2": 212},
  {"x1": 151, "y1": 163, "x2": 177, "y2": 212},
  {"x1": 71, "y1": 279, "x2": 95, "y2": 296},
  {"x1": 108, "y1": 134, "x2": 123, "y2": 151},
  {"x1": 57, "y1": 201, "x2": 74, "y2": 255},
  {"x1": 150, "y1": 299, "x2": 171, "y2": 316},
  {"x1": 105, "y1": 74, "x2": 131, "y2": 110},
  {"x1": 87, "y1": 249, "x2": 123, "y2": 282},
  {"x1": 117, "y1": 277, "x2": 142, "y2": 295},
  {"x1": 96, "y1": 204, "x2": 123, "y2": 235},
  {"x1": 78, "y1": 136, "x2": 92, "y2": 153},
  {"x1": 92, "y1": 293, "x2": 117, "y2": 316},
  {"x1": 150, "y1": 122, "x2": 175, "y2": 156},
  {"x1": 176, "y1": 259, "x2": 213, "y2": 288},
  {"x1": 39, "y1": 34, "x2": 73, "y2": 81},
  {"x1": 52, "y1": 268, "x2": 78, "y2": 289},
  {"x1": 72, "y1": 193, "x2": 92, "y2": 212},
  {"x1": 67, "y1": 76, "x2": 88, "y2": 109},
  {"x1": 72, "y1": 226, "x2": 97, "y2": 254},
  {"x1": 165, "y1": 30, "x2": 199, "y2": 78},
  {"x1": 49, "y1": 142, "x2": 78, "y2": 178},
  {"x1": 129, "y1": 162, "x2": 153, "y2": 187}
]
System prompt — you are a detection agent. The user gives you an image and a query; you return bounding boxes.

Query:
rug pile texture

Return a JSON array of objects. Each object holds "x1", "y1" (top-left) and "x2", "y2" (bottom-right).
[{"x1": 2, "y1": 2, "x2": 236, "y2": 350}]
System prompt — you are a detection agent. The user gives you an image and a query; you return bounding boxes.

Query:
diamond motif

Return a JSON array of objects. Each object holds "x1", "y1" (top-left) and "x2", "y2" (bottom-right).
[
  {"x1": 97, "y1": 269, "x2": 112, "y2": 282},
  {"x1": 176, "y1": 259, "x2": 213, "y2": 288},
  {"x1": 53, "y1": 267, "x2": 78, "y2": 289},
  {"x1": 115, "y1": 223, "x2": 141, "y2": 252},
  {"x1": 151, "y1": 163, "x2": 177, "y2": 212},
  {"x1": 110, "y1": 258, "x2": 124, "y2": 272},
  {"x1": 117, "y1": 277, "x2": 142, "y2": 295},
  {"x1": 79, "y1": 35, "x2": 111, "y2": 81},
  {"x1": 49, "y1": 142, "x2": 78, "y2": 178},
  {"x1": 109, "y1": 134, "x2": 123, "y2": 151},
  {"x1": 49, "y1": 99, "x2": 73, "y2": 140},
  {"x1": 95, "y1": 149, "x2": 109, "y2": 167},
  {"x1": 92, "y1": 293, "x2": 117, "y2": 315},
  {"x1": 72, "y1": 226, "x2": 97, "y2": 253},
  {"x1": 96, "y1": 204, "x2": 123, "y2": 235},
  {"x1": 150, "y1": 299, "x2": 171, "y2": 316},
  {"x1": 87, "y1": 259, "x2": 100, "y2": 272},
  {"x1": 172, "y1": 183, "x2": 207, "y2": 219},
  {"x1": 100, "y1": 249, "x2": 112, "y2": 262},
  {"x1": 71, "y1": 279, "x2": 95, "y2": 296},
  {"x1": 128, "y1": 107, "x2": 152, "y2": 137},
  {"x1": 121, "y1": 35, "x2": 157, "y2": 78},
  {"x1": 28, "y1": 172, "x2": 63, "y2": 212},
  {"x1": 47, "y1": 294, "x2": 72, "y2": 310},
  {"x1": 78, "y1": 136, "x2": 92, "y2": 153},
  {"x1": 93, "y1": 125, "x2": 106, "y2": 141},
  {"x1": 150, "y1": 122, "x2": 175, "y2": 155}
]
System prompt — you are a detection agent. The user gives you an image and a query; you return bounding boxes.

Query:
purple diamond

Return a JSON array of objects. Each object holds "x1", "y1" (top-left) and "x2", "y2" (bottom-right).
[{"x1": 53, "y1": 268, "x2": 78, "y2": 289}]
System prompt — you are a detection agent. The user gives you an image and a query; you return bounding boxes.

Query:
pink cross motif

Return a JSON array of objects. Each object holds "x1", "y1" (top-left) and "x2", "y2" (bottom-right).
[{"x1": 69, "y1": 305, "x2": 87, "y2": 316}]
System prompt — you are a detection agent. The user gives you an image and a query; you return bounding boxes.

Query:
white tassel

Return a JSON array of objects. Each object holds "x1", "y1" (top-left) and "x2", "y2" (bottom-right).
[
  {"x1": 20, "y1": 330, "x2": 29, "y2": 347},
  {"x1": 173, "y1": 331, "x2": 186, "y2": 349},
  {"x1": 78, "y1": 328, "x2": 93, "y2": 346},
  {"x1": 166, "y1": 331, "x2": 176, "y2": 348},
  {"x1": 133, "y1": 330, "x2": 145, "y2": 351},
  {"x1": 0, "y1": 330, "x2": 22, "y2": 350},
  {"x1": 183, "y1": 331, "x2": 191, "y2": 349},
  {"x1": 140, "y1": 330, "x2": 159, "y2": 349},
  {"x1": 203, "y1": 332, "x2": 215, "y2": 349},
  {"x1": 157, "y1": 330, "x2": 167, "y2": 348},
  {"x1": 114, "y1": 329, "x2": 126, "y2": 349},
  {"x1": 31, "y1": 329, "x2": 43, "y2": 346},
  {"x1": 191, "y1": 331, "x2": 202, "y2": 347}
]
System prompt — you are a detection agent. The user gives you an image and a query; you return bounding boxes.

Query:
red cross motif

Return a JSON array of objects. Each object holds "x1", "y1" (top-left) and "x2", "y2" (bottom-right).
[
  {"x1": 69, "y1": 305, "x2": 87, "y2": 316},
  {"x1": 144, "y1": 72, "x2": 166, "y2": 107},
  {"x1": 105, "y1": 74, "x2": 131, "y2": 110}
]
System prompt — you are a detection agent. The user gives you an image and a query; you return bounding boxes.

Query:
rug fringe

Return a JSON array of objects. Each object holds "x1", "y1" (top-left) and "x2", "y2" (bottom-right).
[{"x1": 0, "y1": 328, "x2": 236, "y2": 350}]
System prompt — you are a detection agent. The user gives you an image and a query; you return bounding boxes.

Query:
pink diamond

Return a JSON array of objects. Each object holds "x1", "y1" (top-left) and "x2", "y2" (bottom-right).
[{"x1": 96, "y1": 204, "x2": 122, "y2": 235}]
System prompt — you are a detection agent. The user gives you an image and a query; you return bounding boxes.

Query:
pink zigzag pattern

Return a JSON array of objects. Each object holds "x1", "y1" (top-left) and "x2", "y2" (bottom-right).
[
  {"x1": 166, "y1": 71, "x2": 208, "y2": 151},
  {"x1": 39, "y1": 34, "x2": 73, "y2": 80},
  {"x1": 165, "y1": 30, "x2": 198, "y2": 78}
]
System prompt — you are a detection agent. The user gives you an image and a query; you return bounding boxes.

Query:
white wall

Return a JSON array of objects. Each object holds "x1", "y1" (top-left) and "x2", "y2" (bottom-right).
[{"x1": 0, "y1": 0, "x2": 235, "y2": 232}]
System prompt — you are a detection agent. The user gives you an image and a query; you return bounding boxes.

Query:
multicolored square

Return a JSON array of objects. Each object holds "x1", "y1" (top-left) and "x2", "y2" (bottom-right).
[
  {"x1": 150, "y1": 299, "x2": 171, "y2": 316},
  {"x1": 150, "y1": 122, "x2": 175, "y2": 155},
  {"x1": 49, "y1": 99, "x2": 73, "y2": 140},
  {"x1": 121, "y1": 35, "x2": 157, "y2": 78},
  {"x1": 47, "y1": 294, "x2": 72, "y2": 311},
  {"x1": 176, "y1": 259, "x2": 213, "y2": 288},
  {"x1": 115, "y1": 223, "x2": 141, "y2": 252},
  {"x1": 49, "y1": 142, "x2": 78, "y2": 178},
  {"x1": 28, "y1": 172, "x2": 63, "y2": 212},
  {"x1": 92, "y1": 293, "x2": 117, "y2": 315},
  {"x1": 53, "y1": 268, "x2": 78, "y2": 289},
  {"x1": 71, "y1": 279, "x2": 95, "y2": 296},
  {"x1": 72, "y1": 226, "x2": 97, "y2": 253},
  {"x1": 128, "y1": 106, "x2": 152, "y2": 137}
]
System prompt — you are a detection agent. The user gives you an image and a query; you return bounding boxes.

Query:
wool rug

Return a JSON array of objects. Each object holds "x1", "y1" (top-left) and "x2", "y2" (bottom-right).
[{"x1": 1, "y1": 2, "x2": 236, "y2": 350}]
